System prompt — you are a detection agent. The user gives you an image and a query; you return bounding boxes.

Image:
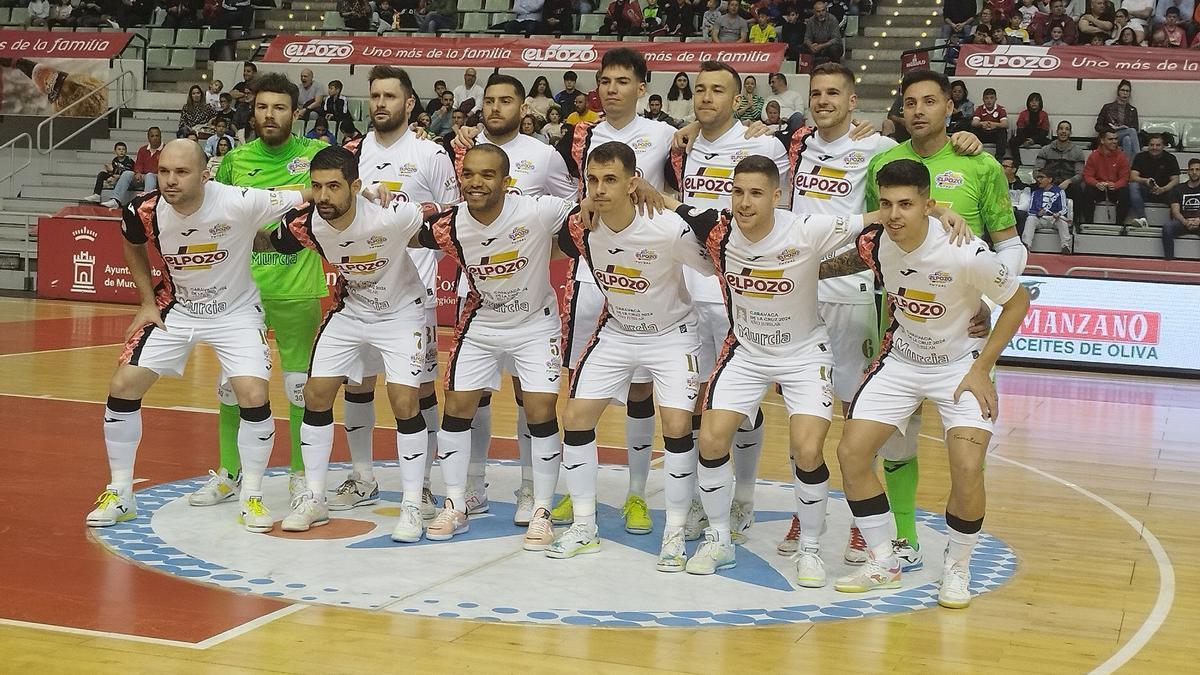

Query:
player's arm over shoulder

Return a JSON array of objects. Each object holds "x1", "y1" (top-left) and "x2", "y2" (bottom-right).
[
  {"x1": 964, "y1": 241, "x2": 1022, "y2": 306},
  {"x1": 268, "y1": 204, "x2": 315, "y2": 255},
  {"x1": 671, "y1": 202, "x2": 724, "y2": 243},
  {"x1": 238, "y1": 184, "x2": 306, "y2": 229},
  {"x1": 536, "y1": 195, "x2": 579, "y2": 234}
]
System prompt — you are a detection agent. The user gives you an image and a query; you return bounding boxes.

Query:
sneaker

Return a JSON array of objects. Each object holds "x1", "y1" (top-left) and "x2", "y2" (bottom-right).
[
  {"x1": 844, "y1": 526, "x2": 868, "y2": 565},
  {"x1": 549, "y1": 493, "x2": 573, "y2": 526},
  {"x1": 187, "y1": 468, "x2": 239, "y2": 507},
  {"x1": 239, "y1": 496, "x2": 274, "y2": 533},
  {"x1": 894, "y1": 538, "x2": 924, "y2": 572},
  {"x1": 685, "y1": 528, "x2": 736, "y2": 575},
  {"x1": 1132, "y1": 217, "x2": 1149, "y2": 229},
  {"x1": 656, "y1": 527, "x2": 687, "y2": 573},
  {"x1": 391, "y1": 502, "x2": 425, "y2": 543},
  {"x1": 684, "y1": 499, "x2": 708, "y2": 541},
  {"x1": 729, "y1": 499, "x2": 754, "y2": 544},
  {"x1": 288, "y1": 471, "x2": 306, "y2": 500},
  {"x1": 85, "y1": 487, "x2": 137, "y2": 527},
  {"x1": 938, "y1": 560, "x2": 972, "y2": 609},
  {"x1": 1061, "y1": 244, "x2": 1073, "y2": 255},
  {"x1": 834, "y1": 557, "x2": 901, "y2": 593},
  {"x1": 793, "y1": 547, "x2": 827, "y2": 588},
  {"x1": 464, "y1": 482, "x2": 489, "y2": 515},
  {"x1": 514, "y1": 485, "x2": 536, "y2": 526},
  {"x1": 426, "y1": 499, "x2": 469, "y2": 541},
  {"x1": 85, "y1": 193, "x2": 102, "y2": 203},
  {"x1": 327, "y1": 474, "x2": 380, "y2": 511},
  {"x1": 100, "y1": 198, "x2": 120, "y2": 209},
  {"x1": 420, "y1": 486, "x2": 438, "y2": 520},
  {"x1": 777, "y1": 514, "x2": 800, "y2": 556},
  {"x1": 523, "y1": 507, "x2": 556, "y2": 551},
  {"x1": 622, "y1": 494, "x2": 652, "y2": 535},
  {"x1": 545, "y1": 522, "x2": 600, "y2": 559},
  {"x1": 281, "y1": 490, "x2": 329, "y2": 532}
]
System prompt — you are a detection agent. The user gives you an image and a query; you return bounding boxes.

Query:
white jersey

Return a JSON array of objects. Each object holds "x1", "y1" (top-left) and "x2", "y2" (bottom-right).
[
  {"x1": 859, "y1": 219, "x2": 1019, "y2": 365},
  {"x1": 681, "y1": 206, "x2": 863, "y2": 359},
  {"x1": 790, "y1": 128, "x2": 897, "y2": 305},
  {"x1": 673, "y1": 123, "x2": 792, "y2": 304},
  {"x1": 462, "y1": 131, "x2": 577, "y2": 199},
  {"x1": 558, "y1": 208, "x2": 713, "y2": 336},
  {"x1": 423, "y1": 194, "x2": 577, "y2": 329},
  {"x1": 272, "y1": 197, "x2": 429, "y2": 322},
  {"x1": 121, "y1": 182, "x2": 302, "y2": 318}
]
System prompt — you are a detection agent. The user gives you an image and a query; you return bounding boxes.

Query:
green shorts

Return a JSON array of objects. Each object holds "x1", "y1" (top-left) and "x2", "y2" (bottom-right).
[{"x1": 262, "y1": 298, "x2": 322, "y2": 373}]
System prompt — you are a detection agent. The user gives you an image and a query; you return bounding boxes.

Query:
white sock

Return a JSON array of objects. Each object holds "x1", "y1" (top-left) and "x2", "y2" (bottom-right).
[
  {"x1": 793, "y1": 463, "x2": 830, "y2": 550},
  {"x1": 396, "y1": 417, "x2": 427, "y2": 505},
  {"x1": 469, "y1": 398, "x2": 491, "y2": 491},
  {"x1": 529, "y1": 421, "x2": 561, "y2": 511},
  {"x1": 732, "y1": 410, "x2": 764, "y2": 506},
  {"x1": 437, "y1": 424, "x2": 471, "y2": 512},
  {"x1": 517, "y1": 404, "x2": 533, "y2": 489},
  {"x1": 625, "y1": 404, "x2": 654, "y2": 498},
  {"x1": 854, "y1": 508, "x2": 898, "y2": 565},
  {"x1": 237, "y1": 411, "x2": 275, "y2": 496},
  {"x1": 300, "y1": 413, "x2": 334, "y2": 495},
  {"x1": 421, "y1": 397, "x2": 438, "y2": 489},
  {"x1": 343, "y1": 395, "x2": 376, "y2": 481},
  {"x1": 662, "y1": 435, "x2": 696, "y2": 529},
  {"x1": 698, "y1": 455, "x2": 734, "y2": 541},
  {"x1": 946, "y1": 515, "x2": 982, "y2": 566},
  {"x1": 562, "y1": 431, "x2": 599, "y2": 528},
  {"x1": 103, "y1": 399, "x2": 141, "y2": 494}
]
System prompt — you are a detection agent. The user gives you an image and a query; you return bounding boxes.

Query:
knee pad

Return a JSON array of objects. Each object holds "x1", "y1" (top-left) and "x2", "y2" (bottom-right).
[
  {"x1": 216, "y1": 379, "x2": 237, "y2": 406},
  {"x1": 284, "y1": 371, "x2": 307, "y2": 408}
]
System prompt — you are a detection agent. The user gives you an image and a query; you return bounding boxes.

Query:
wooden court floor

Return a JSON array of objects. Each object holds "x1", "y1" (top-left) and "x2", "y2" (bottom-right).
[{"x1": 0, "y1": 296, "x2": 1196, "y2": 673}]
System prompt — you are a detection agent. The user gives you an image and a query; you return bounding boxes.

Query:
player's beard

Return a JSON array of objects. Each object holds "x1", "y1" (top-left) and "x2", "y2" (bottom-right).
[
  {"x1": 373, "y1": 106, "x2": 408, "y2": 135},
  {"x1": 484, "y1": 114, "x2": 519, "y2": 139},
  {"x1": 255, "y1": 116, "x2": 293, "y2": 147},
  {"x1": 316, "y1": 198, "x2": 351, "y2": 221}
]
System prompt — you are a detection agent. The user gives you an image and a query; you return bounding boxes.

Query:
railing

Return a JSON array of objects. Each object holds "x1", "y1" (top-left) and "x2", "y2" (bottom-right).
[
  {"x1": 0, "y1": 133, "x2": 33, "y2": 199},
  {"x1": 1064, "y1": 266, "x2": 1200, "y2": 281},
  {"x1": 36, "y1": 68, "x2": 139, "y2": 163}
]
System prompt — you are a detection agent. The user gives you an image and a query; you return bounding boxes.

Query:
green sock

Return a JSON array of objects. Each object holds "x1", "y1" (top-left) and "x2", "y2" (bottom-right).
[
  {"x1": 883, "y1": 456, "x2": 919, "y2": 549},
  {"x1": 288, "y1": 402, "x2": 305, "y2": 473},
  {"x1": 219, "y1": 403, "x2": 242, "y2": 476}
]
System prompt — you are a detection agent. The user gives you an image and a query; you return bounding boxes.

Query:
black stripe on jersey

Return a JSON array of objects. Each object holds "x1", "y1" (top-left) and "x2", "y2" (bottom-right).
[
  {"x1": 847, "y1": 316, "x2": 899, "y2": 420},
  {"x1": 560, "y1": 225, "x2": 593, "y2": 364},
  {"x1": 443, "y1": 209, "x2": 480, "y2": 390},
  {"x1": 713, "y1": 216, "x2": 737, "y2": 336},
  {"x1": 307, "y1": 280, "x2": 348, "y2": 376},
  {"x1": 140, "y1": 193, "x2": 182, "y2": 311},
  {"x1": 704, "y1": 336, "x2": 740, "y2": 411},
  {"x1": 568, "y1": 310, "x2": 610, "y2": 398}
]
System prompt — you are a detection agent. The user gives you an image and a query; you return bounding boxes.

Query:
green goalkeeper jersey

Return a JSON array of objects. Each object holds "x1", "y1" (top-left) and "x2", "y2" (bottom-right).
[
  {"x1": 214, "y1": 134, "x2": 328, "y2": 299},
  {"x1": 864, "y1": 140, "x2": 1016, "y2": 237}
]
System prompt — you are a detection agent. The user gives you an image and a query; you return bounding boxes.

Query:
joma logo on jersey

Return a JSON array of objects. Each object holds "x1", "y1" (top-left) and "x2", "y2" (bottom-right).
[
  {"x1": 891, "y1": 287, "x2": 946, "y2": 322},
  {"x1": 594, "y1": 265, "x2": 650, "y2": 294},
  {"x1": 336, "y1": 253, "x2": 388, "y2": 275},
  {"x1": 684, "y1": 167, "x2": 733, "y2": 199},
  {"x1": 725, "y1": 268, "x2": 794, "y2": 297},
  {"x1": 165, "y1": 243, "x2": 228, "y2": 269},
  {"x1": 794, "y1": 167, "x2": 852, "y2": 200},
  {"x1": 468, "y1": 251, "x2": 528, "y2": 279}
]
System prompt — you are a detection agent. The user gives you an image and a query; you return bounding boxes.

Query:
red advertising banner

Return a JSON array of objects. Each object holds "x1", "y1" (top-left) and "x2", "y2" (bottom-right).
[
  {"x1": 901, "y1": 50, "x2": 929, "y2": 74},
  {"x1": 956, "y1": 43, "x2": 1200, "y2": 80},
  {"x1": 264, "y1": 35, "x2": 786, "y2": 73},
  {"x1": 37, "y1": 218, "x2": 165, "y2": 304},
  {"x1": 0, "y1": 29, "x2": 132, "y2": 59}
]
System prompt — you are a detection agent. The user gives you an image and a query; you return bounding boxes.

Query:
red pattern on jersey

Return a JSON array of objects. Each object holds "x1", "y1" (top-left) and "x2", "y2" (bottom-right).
[
  {"x1": 342, "y1": 136, "x2": 364, "y2": 156},
  {"x1": 787, "y1": 126, "x2": 814, "y2": 183},
  {"x1": 567, "y1": 122, "x2": 595, "y2": 193},
  {"x1": 119, "y1": 193, "x2": 173, "y2": 366},
  {"x1": 560, "y1": 213, "x2": 592, "y2": 347},
  {"x1": 669, "y1": 147, "x2": 685, "y2": 191},
  {"x1": 567, "y1": 305, "x2": 610, "y2": 396},
  {"x1": 444, "y1": 292, "x2": 482, "y2": 392},
  {"x1": 429, "y1": 208, "x2": 461, "y2": 264},
  {"x1": 855, "y1": 224, "x2": 884, "y2": 284},
  {"x1": 451, "y1": 143, "x2": 467, "y2": 180},
  {"x1": 283, "y1": 205, "x2": 320, "y2": 252}
]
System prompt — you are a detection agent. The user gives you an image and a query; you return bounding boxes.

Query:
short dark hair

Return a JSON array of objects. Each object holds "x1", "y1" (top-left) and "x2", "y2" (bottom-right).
[
  {"x1": 564, "y1": 70, "x2": 578, "y2": 82},
  {"x1": 1057, "y1": 120, "x2": 1072, "y2": 131},
  {"x1": 368, "y1": 65, "x2": 414, "y2": 98},
  {"x1": 213, "y1": 117, "x2": 227, "y2": 126},
  {"x1": 875, "y1": 158, "x2": 931, "y2": 195},
  {"x1": 698, "y1": 60, "x2": 741, "y2": 92},
  {"x1": 114, "y1": 142, "x2": 126, "y2": 150},
  {"x1": 485, "y1": 73, "x2": 526, "y2": 100},
  {"x1": 983, "y1": 87, "x2": 997, "y2": 97},
  {"x1": 900, "y1": 69, "x2": 951, "y2": 97},
  {"x1": 219, "y1": 92, "x2": 232, "y2": 102},
  {"x1": 148, "y1": 126, "x2": 160, "y2": 134},
  {"x1": 1189, "y1": 158, "x2": 1200, "y2": 167},
  {"x1": 733, "y1": 155, "x2": 781, "y2": 188},
  {"x1": 435, "y1": 79, "x2": 446, "y2": 88},
  {"x1": 329, "y1": 79, "x2": 343, "y2": 90},
  {"x1": 339, "y1": 118, "x2": 360, "y2": 136},
  {"x1": 243, "y1": 61, "x2": 257, "y2": 72},
  {"x1": 770, "y1": 72, "x2": 788, "y2": 85},
  {"x1": 648, "y1": 94, "x2": 662, "y2": 103},
  {"x1": 600, "y1": 47, "x2": 648, "y2": 83},
  {"x1": 250, "y1": 72, "x2": 300, "y2": 110},
  {"x1": 810, "y1": 62, "x2": 855, "y2": 90},
  {"x1": 465, "y1": 143, "x2": 510, "y2": 177},
  {"x1": 1147, "y1": 133, "x2": 1165, "y2": 144},
  {"x1": 588, "y1": 141, "x2": 637, "y2": 176},
  {"x1": 309, "y1": 145, "x2": 359, "y2": 183},
  {"x1": 1166, "y1": 6, "x2": 1180, "y2": 15}
]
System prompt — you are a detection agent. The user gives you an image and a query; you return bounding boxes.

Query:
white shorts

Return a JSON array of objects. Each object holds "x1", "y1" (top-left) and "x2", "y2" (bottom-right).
[
  {"x1": 570, "y1": 320, "x2": 702, "y2": 412},
  {"x1": 446, "y1": 310, "x2": 563, "y2": 394},
  {"x1": 695, "y1": 300, "x2": 730, "y2": 380},
  {"x1": 564, "y1": 279, "x2": 651, "y2": 383},
  {"x1": 848, "y1": 353, "x2": 994, "y2": 435},
  {"x1": 707, "y1": 344, "x2": 834, "y2": 419},
  {"x1": 311, "y1": 311, "x2": 426, "y2": 387},
  {"x1": 819, "y1": 301, "x2": 878, "y2": 402},
  {"x1": 121, "y1": 304, "x2": 271, "y2": 382},
  {"x1": 421, "y1": 305, "x2": 439, "y2": 384},
  {"x1": 355, "y1": 303, "x2": 439, "y2": 385}
]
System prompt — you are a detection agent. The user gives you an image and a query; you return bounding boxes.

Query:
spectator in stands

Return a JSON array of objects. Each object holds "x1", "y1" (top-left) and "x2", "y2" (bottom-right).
[
  {"x1": 884, "y1": 91, "x2": 910, "y2": 141},
  {"x1": 701, "y1": 0, "x2": 722, "y2": 35},
  {"x1": 1009, "y1": 92, "x2": 1050, "y2": 157},
  {"x1": 542, "y1": 106, "x2": 566, "y2": 144},
  {"x1": 1006, "y1": 12, "x2": 1033, "y2": 41},
  {"x1": 1017, "y1": 0, "x2": 1041, "y2": 29},
  {"x1": 943, "y1": 0, "x2": 979, "y2": 39},
  {"x1": 297, "y1": 69, "x2": 326, "y2": 121},
  {"x1": 1121, "y1": 0, "x2": 1153, "y2": 39},
  {"x1": 1111, "y1": 14, "x2": 1140, "y2": 41},
  {"x1": 735, "y1": 75, "x2": 766, "y2": 122},
  {"x1": 305, "y1": 117, "x2": 336, "y2": 144},
  {"x1": 764, "y1": 72, "x2": 805, "y2": 130},
  {"x1": 453, "y1": 67, "x2": 484, "y2": 116},
  {"x1": 1044, "y1": 22, "x2": 1070, "y2": 41},
  {"x1": 1037, "y1": 120, "x2": 1087, "y2": 208},
  {"x1": 1095, "y1": 79, "x2": 1140, "y2": 161},
  {"x1": 204, "y1": 80, "x2": 222, "y2": 109},
  {"x1": 103, "y1": 126, "x2": 162, "y2": 208},
  {"x1": 214, "y1": 0, "x2": 252, "y2": 27},
  {"x1": 322, "y1": 80, "x2": 348, "y2": 125},
  {"x1": 229, "y1": 62, "x2": 256, "y2": 129},
  {"x1": 162, "y1": 0, "x2": 197, "y2": 28},
  {"x1": 1022, "y1": 168, "x2": 1074, "y2": 252},
  {"x1": 1115, "y1": 24, "x2": 1141, "y2": 41},
  {"x1": 1154, "y1": 0, "x2": 1194, "y2": 27},
  {"x1": 759, "y1": 100, "x2": 784, "y2": 133},
  {"x1": 554, "y1": 71, "x2": 580, "y2": 109},
  {"x1": 521, "y1": 114, "x2": 550, "y2": 143},
  {"x1": 566, "y1": 91, "x2": 600, "y2": 124},
  {"x1": 543, "y1": 0, "x2": 574, "y2": 33},
  {"x1": 47, "y1": 0, "x2": 72, "y2": 28},
  {"x1": 1003, "y1": 156, "x2": 1030, "y2": 226},
  {"x1": 411, "y1": 112, "x2": 433, "y2": 138},
  {"x1": 974, "y1": 7, "x2": 999, "y2": 36},
  {"x1": 203, "y1": 117, "x2": 236, "y2": 155},
  {"x1": 207, "y1": 136, "x2": 231, "y2": 173},
  {"x1": 446, "y1": 109, "x2": 467, "y2": 142},
  {"x1": 1081, "y1": 129, "x2": 1131, "y2": 223},
  {"x1": 948, "y1": 80, "x2": 975, "y2": 134},
  {"x1": 178, "y1": 85, "x2": 214, "y2": 138},
  {"x1": 643, "y1": 0, "x2": 665, "y2": 33},
  {"x1": 642, "y1": 94, "x2": 675, "y2": 125},
  {"x1": 505, "y1": 0, "x2": 544, "y2": 36},
  {"x1": 988, "y1": 24, "x2": 1013, "y2": 42},
  {"x1": 416, "y1": 0, "x2": 456, "y2": 31},
  {"x1": 1149, "y1": 27, "x2": 1170, "y2": 43},
  {"x1": 212, "y1": 93, "x2": 235, "y2": 127},
  {"x1": 987, "y1": 0, "x2": 1017, "y2": 18},
  {"x1": 1161, "y1": 6, "x2": 1187, "y2": 44},
  {"x1": 749, "y1": 10, "x2": 777, "y2": 41},
  {"x1": 87, "y1": 142, "x2": 134, "y2": 203},
  {"x1": 778, "y1": 8, "x2": 804, "y2": 59},
  {"x1": 1078, "y1": 0, "x2": 1116, "y2": 41},
  {"x1": 801, "y1": 0, "x2": 843, "y2": 63},
  {"x1": 374, "y1": 0, "x2": 398, "y2": 32},
  {"x1": 1034, "y1": 0, "x2": 1079, "y2": 42},
  {"x1": 337, "y1": 0, "x2": 370, "y2": 29},
  {"x1": 1128, "y1": 133, "x2": 1181, "y2": 225},
  {"x1": 424, "y1": 81, "x2": 448, "y2": 116},
  {"x1": 603, "y1": 0, "x2": 644, "y2": 34},
  {"x1": 712, "y1": 0, "x2": 748, "y2": 41},
  {"x1": 665, "y1": 72, "x2": 695, "y2": 128},
  {"x1": 525, "y1": 76, "x2": 556, "y2": 123},
  {"x1": 340, "y1": 119, "x2": 363, "y2": 145},
  {"x1": 1164, "y1": 158, "x2": 1200, "y2": 259},
  {"x1": 429, "y1": 90, "x2": 456, "y2": 137},
  {"x1": 27, "y1": 0, "x2": 51, "y2": 26}
]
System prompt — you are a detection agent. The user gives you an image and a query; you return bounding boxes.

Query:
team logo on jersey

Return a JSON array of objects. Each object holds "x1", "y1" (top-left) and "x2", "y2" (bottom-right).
[
  {"x1": 927, "y1": 270, "x2": 953, "y2": 287},
  {"x1": 725, "y1": 268, "x2": 795, "y2": 298},
  {"x1": 684, "y1": 167, "x2": 734, "y2": 200},
  {"x1": 396, "y1": 163, "x2": 419, "y2": 176},
  {"x1": 504, "y1": 176, "x2": 523, "y2": 195},
  {"x1": 843, "y1": 151, "x2": 867, "y2": 168},
  {"x1": 336, "y1": 253, "x2": 388, "y2": 275},
  {"x1": 594, "y1": 265, "x2": 650, "y2": 294},
  {"x1": 891, "y1": 287, "x2": 946, "y2": 323},
  {"x1": 731, "y1": 150, "x2": 751, "y2": 164},
  {"x1": 994, "y1": 263, "x2": 1011, "y2": 287},
  {"x1": 777, "y1": 246, "x2": 801, "y2": 264},
  {"x1": 635, "y1": 248, "x2": 658, "y2": 263},
  {"x1": 934, "y1": 170, "x2": 964, "y2": 190},
  {"x1": 468, "y1": 250, "x2": 528, "y2": 279},
  {"x1": 514, "y1": 159, "x2": 535, "y2": 173},
  {"x1": 509, "y1": 226, "x2": 530, "y2": 242},
  {"x1": 367, "y1": 234, "x2": 388, "y2": 248},
  {"x1": 164, "y1": 242, "x2": 228, "y2": 270},
  {"x1": 794, "y1": 167, "x2": 852, "y2": 200},
  {"x1": 286, "y1": 157, "x2": 311, "y2": 174},
  {"x1": 630, "y1": 137, "x2": 653, "y2": 151},
  {"x1": 208, "y1": 223, "x2": 231, "y2": 238}
]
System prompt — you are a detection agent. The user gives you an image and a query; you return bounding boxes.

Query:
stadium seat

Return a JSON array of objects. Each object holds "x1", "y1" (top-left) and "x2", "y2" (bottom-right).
[
  {"x1": 323, "y1": 12, "x2": 345, "y2": 29},
  {"x1": 0, "y1": 9, "x2": 10, "y2": 25},
  {"x1": 1142, "y1": 119, "x2": 1180, "y2": 148},
  {"x1": 1145, "y1": 203, "x2": 1172, "y2": 228},
  {"x1": 1182, "y1": 122, "x2": 1200, "y2": 151},
  {"x1": 490, "y1": 12, "x2": 513, "y2": 27},
  {"x1": 52, "y1": 26, "x2": 73, "y2": 32},
  {"x1": 459, "y1": 0, "x2": 483, "y2": 10},
  {"x1": 578, "y1": 13, "x2": 604, "y2": 34},
  {"x1": 483, "y1": 0, "x2": 510, "y2": 11},
  {"x1": 176, "y1": 28, "x2": 202, "y2": 47},
  {"x1": 149, "y1": 27, "x2": 175, "y2": 47},
  {"x1": 169, "y1": 48, "x2": 196, "y2": 69},
  {"x1": 146, "y1": 48, "x2": 171, "y2": 68},
  {"x1": 461, "y1": 12, "x2": 490, "y2": 32},
  {"x1": 622, "y1": 35, "x2": 649, "y2": 42},
  {"x1": 10, "y1": 8, "x2": 27, "y2": 25},
  {"x1": 1091, "y1": 201, "x2": 1117, "y2": 225},
  {"x1": 200, "y1": 28, "x2": 225, "y2": 46}
]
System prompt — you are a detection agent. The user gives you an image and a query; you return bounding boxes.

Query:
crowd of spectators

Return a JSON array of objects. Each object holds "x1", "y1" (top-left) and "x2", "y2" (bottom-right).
[
  {"x1": 942, "y1": 0, "x2": 1200, "y2": 48},
  {"x1": 20, "y1": 0, "x2": 257, "y2": 29}
]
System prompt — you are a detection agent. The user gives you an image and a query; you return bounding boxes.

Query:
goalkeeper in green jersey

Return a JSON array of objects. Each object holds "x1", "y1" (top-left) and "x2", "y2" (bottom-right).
[{"x1": 187, "y1": 72, "x2": 331, "y2": 506}]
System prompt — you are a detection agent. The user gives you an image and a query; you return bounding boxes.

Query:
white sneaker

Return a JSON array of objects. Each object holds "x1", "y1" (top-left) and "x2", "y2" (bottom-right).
[
  {"x1": 85, "y1": 487, "x2": 136, "y2": 527},
  {"x1": 793, "y1": 547, "x2": 827, "y2": 588},
  {"x1": 523, "y1": 507, "x2": 555, "y2": 551},
  {"x1": 844, "y1": 526, "x2": 869, "y2": 565},
  {"x1": 85, "y1": 193, "x2": 102, "y2": 203},
  {"x1": 239, "y1": 496, "x2": 274, "y2": 533},
  {"x1": 426, "y1": 499, "x2": 469, "y2": 541},
  {"x1": 464, "y1": 482, "x2": 489, "y2": 515},
  {"x1": 938, "y1": 560, "x2": 972, "y2": 609},
  {"x1": 834, "y1": 557, "x2": 901, "y2": 593},
  {"x1": 685, "y1": 528, "x2": 736, "y2": 575},
  {"x1": 187, "y1": 468, "x2": 239, "y2": 506},
  {"x1": 894, "y1": 538, "x2": 924, "y2": 572},
  {"x1": 545, "y1": 522, "x2": 600, "y2": 559},
  {"x1": 281, "y1": 490, "x2": 329, "y2": 532},
  {"x1": 683, "y1": 498, "x2": 708, "y2": 541},
  {"x1": 1132, "y1": 217, "x2": 1149, "y2": 229},
  {"x1": 100, "y1": 198, "x2": 120, "y2": 209},
  {"x1": 730, "y1": 499, "x2": 754, "y2": 544},
  {"x1": 391, "y1": 502, "x2": 425, "y2": 543},
  {"x1": 288, "y1": 471, "x2": 306, "y2": 500},
  {"x1": 513, "y1": 485, "x2": 535, "y2": 526},
  {"x1": 420, "y1": 486, "x2": 438, "y2": 520},
  {"x1": 327, "y1": 474, "x2": 379, "y2": 511},
  {"x1": 656, "y1": 527, "x2": 687, "y2": 573}
]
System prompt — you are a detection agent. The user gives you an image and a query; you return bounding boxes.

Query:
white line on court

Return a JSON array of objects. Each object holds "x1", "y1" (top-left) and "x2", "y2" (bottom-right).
[{"x1": 0, "y1": 342, "x2": 123, "y2": 359}]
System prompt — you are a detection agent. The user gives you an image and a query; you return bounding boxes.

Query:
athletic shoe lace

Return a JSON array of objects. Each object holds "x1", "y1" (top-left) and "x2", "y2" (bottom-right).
[
  {"x1": 527, "y1": 512, "x2": 554, "y2": 538},
  {"x1": 197, "y1": 469, "x2": 224, "y2": 492},
  {"x1": 849, "y1": 527, "x2": 867, "y2": 551},
  {"x1": 245, "y1": 496, "x2": 268, "y2": 516},
  {"x1": 94, "y1": 489, "x2": 119, "y2": 508},
  {"x1": 289, "y1": 490, "x2": 314, "y2": 510},
  {"x1": 422, "y1": 487, "x2": 436, "y2": 505},
  {"x1": 563, "y1": 522, "x2": 593, "y2": 542},
  {"x1": 622, "y1": 495, "x2": 648, "y2": 520},
  {"x1": 334, "y1": 478, "x2": 361, "y2": 496},
  {"x1": 945, "y1": 563, "x2": 970, "y2": 593},
  {"x1": 784, "y1": 514, "x2": 800, "y2": 541},
  {"x1": 429, "y1": 508, "x2": 459, "y2": 530}
]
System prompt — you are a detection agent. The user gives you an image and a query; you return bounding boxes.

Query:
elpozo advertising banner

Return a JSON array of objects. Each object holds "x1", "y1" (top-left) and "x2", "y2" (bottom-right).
[
  {"x1": 956, "y1": 43, "x2": 1200, "y2": 80},
  {"x1": 264, "y1": 35, "x2": 786, "y2": 73},
  {"x1": 995, "y1": 275, "x2": 1200, "y2": 374}
]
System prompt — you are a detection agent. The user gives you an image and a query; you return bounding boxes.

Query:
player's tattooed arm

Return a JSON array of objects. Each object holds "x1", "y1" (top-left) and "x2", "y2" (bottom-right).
[{"x1": 818, "y1": 249, "x2": 869, "y2": 279}]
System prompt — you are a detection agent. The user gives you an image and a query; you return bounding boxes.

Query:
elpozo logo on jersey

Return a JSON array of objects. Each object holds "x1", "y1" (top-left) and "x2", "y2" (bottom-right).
[
  {"x1": 287, "y1": 157, "x2": 311, "y2": 174},
  {"x1": 963, "y1": 46, "x2": 1061, "y2": 77},
  {"x1": 794, "y1": 167, "x2": 852, "y2": 200},
  {"x1": 935, "y1": 170, "x2": 964, "y2": 190},
  {"x1": 684, "y1": 167, "x2": 733, "y2": 200},
  {"x1": 337, "y1": 253, "x2": 388, "y2": 275},
  {"x1": 594, "y1": 265, "x2": 650, "y2": 295},
  {"x1": 725, "y1": 268, "x2": 794, "y2": 298},
  {"x1": 164, "y1": 243, "x2": 228, "y2": 270},
  {"x1": 468, "y1": 251, "x2": 528, "y2": 279},
  {"x1": 282, "y1": 39, "x2": 355, "y2": 64},
  {"x1": 521, "y1": 43, "x2": 598, "y2": 68},
  {"x1": 891, "y1": 287, "x2": 946, "y2": 322},
  {"x1": 514, "y1": 159, "x2": 535, "y2": 174}
]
